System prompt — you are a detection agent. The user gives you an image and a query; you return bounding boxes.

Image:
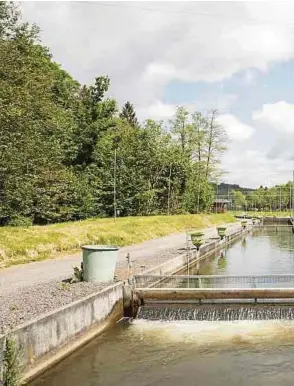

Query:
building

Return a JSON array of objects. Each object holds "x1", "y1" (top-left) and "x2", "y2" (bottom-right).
[{"x1": 212, "y1": 199, "x2": 231, "y2": 213}]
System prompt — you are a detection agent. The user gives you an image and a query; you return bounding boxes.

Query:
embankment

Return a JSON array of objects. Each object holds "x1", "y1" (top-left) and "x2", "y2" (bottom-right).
[{"x1": 0, "y1": 213, "x2": 234, "y2": 267}]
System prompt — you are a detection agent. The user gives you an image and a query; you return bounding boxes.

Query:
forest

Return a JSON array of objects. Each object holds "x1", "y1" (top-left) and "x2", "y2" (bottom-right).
[
  {"x1": 2, "y1": 2, "x2": 291, "y2": 227},
  {"x1": 0, "y1": 2, "x2": 233, "y2": 226}
]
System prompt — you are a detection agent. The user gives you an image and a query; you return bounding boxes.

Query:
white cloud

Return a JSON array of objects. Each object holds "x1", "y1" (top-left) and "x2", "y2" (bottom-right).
[
  {"x1": 253, "y1": 101, "x2": 294, "y2": 134},
  {"x1": 217, "y1": 114, "x2": 255, "y2": 141},
  {"x1": 137, "y1": 100, "x2": 176, "y2": 121},
  {"x1": 18, "y1": 2, "x2": 294, "y2": 188},
  {"x1": 20, "y1": 2, "x2": 294, "y2": 107},
  {"x1": 222, "y1": 148, "x2": 294, "y2": 188}
]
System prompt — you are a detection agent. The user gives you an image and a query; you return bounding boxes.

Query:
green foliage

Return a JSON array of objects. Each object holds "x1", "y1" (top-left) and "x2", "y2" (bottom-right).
[
  {"x1": 1, "y1": 335, "x2": 22, "y2": 386},
  {"x1": 231, "y1": 183, "x2": 294, "y2": 212},
  {"x1": 70, "y1": 263, "x2": 84, "y2": 283},
  {"x1": 231, "y1": 190, "x2": 246, "y2": 209},
  {"x1": 0, "y1": 3, "x2": 228, "y2": 226},
  {"x1": 6, "y1": 216, "x2": 32, "y2": 228},
  {"x1": 120, "y1": 101, "x2": 138, "y2": 127}
]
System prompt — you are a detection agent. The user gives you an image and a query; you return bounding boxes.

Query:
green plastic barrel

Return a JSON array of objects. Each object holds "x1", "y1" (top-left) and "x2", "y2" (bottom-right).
[{"x1": 82, "y1": 245, "x2": 118, "y2": 283}]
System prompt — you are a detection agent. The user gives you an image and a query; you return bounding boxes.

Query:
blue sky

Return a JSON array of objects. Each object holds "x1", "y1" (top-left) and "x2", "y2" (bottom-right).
[
  {"x1": 164, "y1": 61, "x2": 294, "y2": 116},
  {"x1": 20, "y1": 1, "x2": 294, "y2": 189}
]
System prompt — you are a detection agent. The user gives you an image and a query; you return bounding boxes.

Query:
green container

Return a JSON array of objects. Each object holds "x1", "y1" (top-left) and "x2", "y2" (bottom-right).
[
  {"x1": 217, "y1": 226, "x2": 227, "y2": 239},
  {"x1": 82, "y1": 245, "x2": 118, "y2": 283},
  {"x1": 190, "y1": 232, "x2": 204, "y2": 248}
]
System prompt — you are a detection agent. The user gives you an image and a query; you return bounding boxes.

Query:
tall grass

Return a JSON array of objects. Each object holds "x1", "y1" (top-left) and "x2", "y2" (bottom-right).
[
  {"x1": 232, "y1": 210, "x2": 293, "y2": 217},
  {"x1": 0, "y1": 213, "x2": 234, "y2": 268}
]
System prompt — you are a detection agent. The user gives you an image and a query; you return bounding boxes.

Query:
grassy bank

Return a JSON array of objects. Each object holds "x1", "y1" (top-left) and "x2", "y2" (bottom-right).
[
  {"x1": 0, "y1": 213, "x2": 234, "y2": 268},
  {"x1": 232, "y1": 210, "x2": 293, "y2": 217}
]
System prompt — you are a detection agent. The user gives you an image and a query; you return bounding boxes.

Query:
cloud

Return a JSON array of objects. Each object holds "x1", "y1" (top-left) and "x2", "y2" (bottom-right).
[
  {"x1": 253, "y1": 101, "x2": 294, "y2": 134},
  {"x1": 20, "y1": 2, "x2": 294, "y2": 107},
  {"x1": 222, "y1": 148, "x2": 294, "y2": 188},
  {"x1": 240, "y1": 69, "x2": 258, "y2": 86},
  {"x1": 217, "y1": 114, "x2": 255, "y2": 141},
  {"x1": 137, "y1": 100, "x2": 176, "y2": 121},
  {"x1": 18, "y1": 2, "x2": 294, "y2": 188},
  {"x1": 137, "y1": 94, "x2": 238, "y2": 122}
]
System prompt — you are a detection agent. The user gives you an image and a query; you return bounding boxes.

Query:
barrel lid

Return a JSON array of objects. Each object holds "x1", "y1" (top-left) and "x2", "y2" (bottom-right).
[{"x1": 82, "y1": 245, "x2": 118, "y2": 251}]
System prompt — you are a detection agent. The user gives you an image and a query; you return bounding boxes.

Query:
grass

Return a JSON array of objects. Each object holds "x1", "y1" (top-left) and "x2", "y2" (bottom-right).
[
  {"x1": 0, "y1": 213, "x2": 235, "y2": 268},
  {"x1": 232, "y1": 210, "x2": 293, "y2": 217}
]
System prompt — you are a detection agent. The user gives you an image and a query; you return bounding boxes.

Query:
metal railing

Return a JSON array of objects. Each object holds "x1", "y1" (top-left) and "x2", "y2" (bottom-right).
[{"x1": 133, "y1": 274, "x2": 294, "y2": 289}]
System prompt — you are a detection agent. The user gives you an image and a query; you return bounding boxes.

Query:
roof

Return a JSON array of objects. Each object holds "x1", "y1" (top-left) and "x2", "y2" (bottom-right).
[{"x1": 214, "y1": 199, "x2": 231, "y2": 204}]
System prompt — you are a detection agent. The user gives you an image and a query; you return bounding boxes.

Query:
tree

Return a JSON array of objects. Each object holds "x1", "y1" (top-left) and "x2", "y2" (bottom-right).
[
  {"x1": 204, "y1": 110, "x2": 227, "y2": 179},
  {"x1": 120, "y1": 101, "x2": 138, "y2": 127},
  {"x1": 169, "y1": 107, "x2": 227, "y2": 213},
  {"x1": 0, "y1": 2, "x2": 230, "y2": 225},
  {"x1": 231, "y1": 190, "x2": 246, "y2": 210},
  {"x1": 0, "y1": 2, "x2": 91, "y2": 224}
]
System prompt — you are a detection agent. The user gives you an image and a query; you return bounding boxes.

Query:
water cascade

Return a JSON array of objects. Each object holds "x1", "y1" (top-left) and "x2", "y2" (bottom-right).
[{"x1": 136, "y1": 304, "x2": 294, "y2": 321}]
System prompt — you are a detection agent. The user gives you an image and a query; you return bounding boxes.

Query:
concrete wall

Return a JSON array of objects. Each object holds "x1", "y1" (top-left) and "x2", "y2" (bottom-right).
[
  {"x1": 263, "y1": 217, "x2": 292, "y2": 225},
  {"x1": 135, "y1": 287, "x2": 294, "y2": 302},
  {"x1": 138, "y1": 224, "x2": 244, "y2": 279},
  {"x1": 0, "y1": 282, "x2": 124, "y2": 382}
]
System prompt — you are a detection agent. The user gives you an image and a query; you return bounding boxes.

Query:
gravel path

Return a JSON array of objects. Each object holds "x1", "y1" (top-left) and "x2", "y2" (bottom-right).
[
  {"x1": 0, "y1": 245, "x2": 186, "y2": 334},
  {"x1": 0, "y1": 223, "x2": 240, "y2": 334},
  {"x1": 0, "y1": 227, "x2": 219, "y2": 295}
]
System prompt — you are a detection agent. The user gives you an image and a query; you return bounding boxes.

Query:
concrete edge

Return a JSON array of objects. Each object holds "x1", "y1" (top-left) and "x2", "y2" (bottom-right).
[
  {"x1": 23, "y1": 300, "x2": 123, "y2": 382},
  {"x1": 137, "y1": 223, "x2": 246, "y2": 278},
  {"x1": 135, "y1": 287, "x2": 294, "y2": 301},
  {"x1": 0, "y1": 282, "x2": 124, "y2": 383},
  {"x1": 0, "y1": 282, "x2": 123, "y2": 338}
]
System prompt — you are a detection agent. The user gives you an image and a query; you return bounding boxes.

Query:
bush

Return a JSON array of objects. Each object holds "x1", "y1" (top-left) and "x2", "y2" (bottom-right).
[{"x1": 7, "y1": 216, "x2": 33, "y2": 227}]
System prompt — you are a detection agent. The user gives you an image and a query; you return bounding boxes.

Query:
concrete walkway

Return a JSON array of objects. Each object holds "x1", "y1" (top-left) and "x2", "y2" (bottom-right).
[{"x1": 0, "y1": 223, "x2": 239, "y2": 296}]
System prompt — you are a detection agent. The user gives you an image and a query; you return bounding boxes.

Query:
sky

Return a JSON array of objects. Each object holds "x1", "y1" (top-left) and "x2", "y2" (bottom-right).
[{"x1": 20, "y1": 1, "x2": 294, "y2": 189}]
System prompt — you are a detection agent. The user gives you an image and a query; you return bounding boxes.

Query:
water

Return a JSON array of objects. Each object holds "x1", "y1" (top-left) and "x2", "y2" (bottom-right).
[
  {"x1": 189, "y1": 226, "x2": 294, "y2": 276},
  {"x1": 137, "y1": 304, "x2": 294, "y2": 321},
  {"x1": 30, "y1": 319, "x2": 294, "y2": 386},
  {"x1": 29, "y1": 226, "x2": 294, "y2": 386}
]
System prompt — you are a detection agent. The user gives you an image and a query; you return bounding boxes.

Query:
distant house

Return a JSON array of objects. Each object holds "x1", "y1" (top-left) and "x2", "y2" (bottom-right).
[{"x1": 212, "y1": 199, "x2": 231, "y2": 213}]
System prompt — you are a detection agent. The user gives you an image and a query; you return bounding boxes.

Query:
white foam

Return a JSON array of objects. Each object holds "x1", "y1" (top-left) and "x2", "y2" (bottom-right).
[{"x1": 131, "y1": 319, "x2": 294, "y2": 348}]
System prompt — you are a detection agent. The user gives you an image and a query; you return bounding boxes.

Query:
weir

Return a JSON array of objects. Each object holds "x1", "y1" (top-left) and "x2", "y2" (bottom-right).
[
  {"x1": 131, "y1": 274, "x2": 294, "y2": 319},
  {"x1": 136, "y1": 304, "x2": 294, "y2": 321}
]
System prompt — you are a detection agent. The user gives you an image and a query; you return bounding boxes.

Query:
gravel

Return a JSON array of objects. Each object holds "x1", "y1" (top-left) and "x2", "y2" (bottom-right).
[
  {"x1": 0, "y1": 245, "x2": 184, "y2": 334},
  {"x1": 0, "y1": 281, "x2": 111, "y2": 335}
]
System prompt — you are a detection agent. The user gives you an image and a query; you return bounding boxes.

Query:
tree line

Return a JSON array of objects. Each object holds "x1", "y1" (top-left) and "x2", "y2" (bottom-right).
[
  {"x1": 230, "y1": 183, "x2": 294, "y2": 212},
  {"x1": 0, "y1": 2, "x2": 227, "y2": 226}
]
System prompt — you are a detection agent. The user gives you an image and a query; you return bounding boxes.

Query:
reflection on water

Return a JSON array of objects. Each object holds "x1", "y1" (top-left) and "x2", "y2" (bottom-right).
[
  {"x1": 30, "y1": 319, "x2": 294, "y2": 386},
  {"x1": 190, "y1": 226, "x2": 294, "y2": 276}
]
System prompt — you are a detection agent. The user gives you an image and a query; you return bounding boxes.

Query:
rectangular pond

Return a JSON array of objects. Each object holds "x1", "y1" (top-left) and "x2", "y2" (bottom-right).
[{"x1": 195, "y1": 225, "x2": 294, "y2": 276}]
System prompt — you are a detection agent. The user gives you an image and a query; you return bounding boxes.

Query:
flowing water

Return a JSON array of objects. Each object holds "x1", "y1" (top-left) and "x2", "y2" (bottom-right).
[
  {"x1": 137, "y1": 304, "x2": 294, "y2": 321},
  {"x1": 30, "y1": 319, "x2": 294, "y2": 386},
  {"x1": 29, "y1": 226, "x2": 294, "y2": 386}
]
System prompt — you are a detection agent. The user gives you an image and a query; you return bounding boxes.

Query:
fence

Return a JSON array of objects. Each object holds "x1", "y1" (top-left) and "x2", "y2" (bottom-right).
[{"x1": 133, "y1": 274, "x2": 294, "y2": 289}]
